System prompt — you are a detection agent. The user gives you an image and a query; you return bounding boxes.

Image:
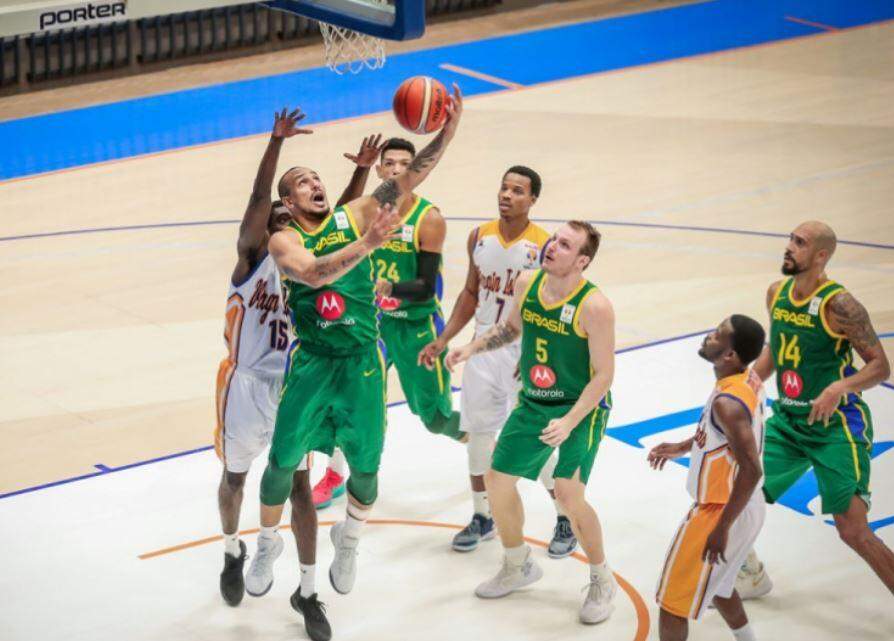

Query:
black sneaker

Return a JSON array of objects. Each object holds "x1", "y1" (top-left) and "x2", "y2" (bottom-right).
[
  {"x1": 290, "y1": 588, "x2": 332, "y2": 641},
  {"x1": 547, "y1": 516, "x2": 578, "y2": 559},
  {"x1": 220, "y1": 540, "x2": 247, "y2": 606}
]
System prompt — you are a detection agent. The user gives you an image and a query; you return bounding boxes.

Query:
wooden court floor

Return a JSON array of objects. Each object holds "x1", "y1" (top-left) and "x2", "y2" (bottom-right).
[{"x1": 0, "y1": 9, "x2": 892, "y2": 503}]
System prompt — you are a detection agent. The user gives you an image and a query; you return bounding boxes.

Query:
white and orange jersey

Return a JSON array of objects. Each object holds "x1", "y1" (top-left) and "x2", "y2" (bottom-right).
[
  {"x1": 686, "y1": 370, "x2": 766, "y2": 505},
  {"x1": 472, "y1": 219, "x2": 550, "y2": 337},
  {"x1": 221, "y1": 253, "x2": 291, "y2": 379}
]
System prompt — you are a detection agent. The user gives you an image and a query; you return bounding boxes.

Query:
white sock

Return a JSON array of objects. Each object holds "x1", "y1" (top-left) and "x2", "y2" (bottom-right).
[
  {"x1": 299, "y1": 563, "x2": 316, "y2": 596},
  {"x1": 732, "y1": 623, "x2": 756, "y2": 641},
  {"x1": 553, "y1": 498, "x2": 566, "y2": 517},
  {"x1": 473, "y1": 490, "x2": 491, "y2": 518},
  {"x1": 259, "y1": 525, "x2": 277, "y2": 541},
  {"x1": 344, "y1": 502, "x2": 371, "y2": 538},
  {"x1": 505, "y1": 544, "x2": 529, "y2": 567},
  {"x1": 590, "y1": 561, "x2": 612, "y2": 583},
  {"x1": 329, "y1": 450, "x2": 347, "y2": 477},
  {"x1": 223, "y1": 532, "x2": 241, "y2": 557}
]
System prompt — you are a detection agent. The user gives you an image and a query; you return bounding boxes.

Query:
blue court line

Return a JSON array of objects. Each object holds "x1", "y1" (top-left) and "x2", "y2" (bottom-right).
[
  {"x1": 2, "y1": 325, "x2": 891, "y2": 500},
  {"x1": 3, "y1": 216, "x2": 894, "y2": 252},
  {"x1": 0, "y1": 327, "x2": 709, "y2": 501},
  {"x1": 2, "y1": 0, "x2": 893, "y2": 180}
]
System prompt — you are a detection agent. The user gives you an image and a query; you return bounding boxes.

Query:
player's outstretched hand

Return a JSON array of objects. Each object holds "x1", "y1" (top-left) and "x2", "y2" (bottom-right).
[
  {"x1": 418, "y1": 337, "x2": 447, "y2": 370},
  {"x1": 345, "y1": 134, "x2": 384, "y2": 168},
  {"x1": 442, "y1": 83, "x2": 463, "y2": 137},
  {"x1": 362, "y1": 203, "x2": 401, "y2": 250},
  {"x1": 272, "y1": 107, "x2": 313, "y2": 138},
  {"x1": 445, "y1": 344, "x2": 472, "y2": 372},
  {"x1": 540, "y1": 418, "x2": 573, "y2": 447},
  {"x1": 647, "y1": 441, "x2": 689, "y2": 470}
]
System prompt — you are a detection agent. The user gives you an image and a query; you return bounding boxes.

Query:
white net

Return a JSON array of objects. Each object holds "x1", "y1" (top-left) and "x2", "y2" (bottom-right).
[{"x1": 318, "y1": 9, "x2": 387, "y2": 74}]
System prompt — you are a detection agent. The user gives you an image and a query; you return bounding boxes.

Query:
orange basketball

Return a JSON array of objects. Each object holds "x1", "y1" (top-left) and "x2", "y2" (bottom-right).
[{"x1": 392, "y1": 76, "x2": 449, "y2": 135}]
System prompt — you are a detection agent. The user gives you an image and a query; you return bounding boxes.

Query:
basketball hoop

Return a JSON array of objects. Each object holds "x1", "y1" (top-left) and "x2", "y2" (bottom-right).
[{"x1": 318, "y1": 2, "x2": 387, "y2": 74}]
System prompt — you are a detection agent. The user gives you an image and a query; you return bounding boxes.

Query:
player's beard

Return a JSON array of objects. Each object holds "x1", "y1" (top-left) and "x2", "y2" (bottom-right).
[{"x1": 781, "y1": 253, "x2": 804, "y2": 275}]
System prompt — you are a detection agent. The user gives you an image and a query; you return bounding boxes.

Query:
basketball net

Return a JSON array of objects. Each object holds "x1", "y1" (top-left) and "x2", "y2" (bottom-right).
[{"x1": 318, "y1": 1, "x2": 387, "y2": 75}]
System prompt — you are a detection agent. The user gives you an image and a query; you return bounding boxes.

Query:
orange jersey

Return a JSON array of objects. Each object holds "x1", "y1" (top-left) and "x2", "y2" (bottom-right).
[{"x1": 685, "y1": 370, "x2": 766, "y2": 505}]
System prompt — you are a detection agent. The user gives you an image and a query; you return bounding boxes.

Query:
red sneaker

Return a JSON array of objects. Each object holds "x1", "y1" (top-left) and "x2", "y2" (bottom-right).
[{"x1": 312, "y1": 468, "x2": 345, "y2": 509}]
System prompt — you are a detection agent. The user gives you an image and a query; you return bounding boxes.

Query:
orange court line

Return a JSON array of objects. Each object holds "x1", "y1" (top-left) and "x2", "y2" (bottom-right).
[
  {"x1": 438, "y1": 63, "x2": 524, "y2": 89},
  {"x1": 784, "y1": 16, "x2": 839, "y2": 31},
  {"x1": 5, "y1": 16, "x2": 888, "y2": 188},
  {"x1": 138, "y1": 517, "x2": 650, "y2": 641}
]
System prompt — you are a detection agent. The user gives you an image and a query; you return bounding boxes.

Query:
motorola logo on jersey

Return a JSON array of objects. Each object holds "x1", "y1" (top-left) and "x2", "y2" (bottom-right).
[
  {"x1": 377, "y1": 295, "x2": 401, "y2": 311},
  {"x1": 316, "y1": 292, "x2": 346, "y2": 320},
  {"x1": 529, "y1": 364, "x2": 557, "y2": 388},
  {"x1": 781, "y1": 370, "x2": 803, "y2": 398}
]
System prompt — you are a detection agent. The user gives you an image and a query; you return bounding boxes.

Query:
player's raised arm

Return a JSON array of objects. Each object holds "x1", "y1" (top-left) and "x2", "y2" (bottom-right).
[
  {"x1": 236, "y1": 108, "x2": 312, "y2": 261},
  {"x1": 350, "y1": 84, "x2": 464, "y2": 225},
  {"x1": 752, "y1": 279, "x2": 783, "y2": 382},
  {"x1": 809, "y1": 290, "x2": 892, "y2": 425},
  {"x1": 269, "y1": 203, "x2": 400, "y2": 288},
  {"x1": 444, "y1": 269, "x2": 530, "y2": 372},
  {"x1": 418, "y1": 226, "x2": 480, "y2": 368},
  {"x1": 539, "y1": 292, "x2": 615, "y2": 447},
  {"x1": 702, "y1": 396, "x2": 763, "y2": 565},
  {"x1": 334, "y1": 134, "x2": 384, "y2": 208}
]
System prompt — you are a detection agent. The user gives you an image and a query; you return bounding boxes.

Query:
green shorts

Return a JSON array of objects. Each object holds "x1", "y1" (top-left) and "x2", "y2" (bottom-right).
[
  {"x1": 491, "y1": 395, "x2": 610, "y2": 485},
  {"x1": 270, "y1": 342, "x2": 387, "y2": 474},
  {"x1": 762, "y1": 401, "x2": 873, "y2": 515},
  {"x1": 380, "y1": 313, "x2": 453, "y2": 426}
]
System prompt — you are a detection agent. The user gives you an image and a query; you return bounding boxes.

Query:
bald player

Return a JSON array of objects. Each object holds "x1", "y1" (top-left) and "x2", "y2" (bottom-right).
[{"x1": 739, "y1": 221, "x2": 893, "y2": 597}]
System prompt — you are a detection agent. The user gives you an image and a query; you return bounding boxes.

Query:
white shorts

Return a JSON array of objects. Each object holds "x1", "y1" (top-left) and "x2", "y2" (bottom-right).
[
  {"x1": 215, "y1": 366, "x2": 307, "y2": 474},
  {"x1": 657, "y1": 496, "x2": 765, "y2": 620},
  {"x1": 460, "y1": 343, "x2": 522, "y2": 434}
]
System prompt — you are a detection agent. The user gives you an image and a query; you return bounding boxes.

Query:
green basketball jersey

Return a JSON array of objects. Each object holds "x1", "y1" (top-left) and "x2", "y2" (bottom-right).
[
  {"x1": 518, "y1": 270, "x2": 611, "y2": 407},
  {"x1": 372, "y1": 196, "x2": 442, "y2": 321},
  {"x1": 770, "y1": 277, "x2": 862, "y2": 416},
  {"x1": 283, "y1": 205, "x2": 377, "y2": 355}
]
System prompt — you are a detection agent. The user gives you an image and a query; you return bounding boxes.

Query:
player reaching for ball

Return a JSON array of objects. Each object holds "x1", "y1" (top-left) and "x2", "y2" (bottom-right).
[{"x1": 250, "y1": 86, "x2": 463, "y2": 641}]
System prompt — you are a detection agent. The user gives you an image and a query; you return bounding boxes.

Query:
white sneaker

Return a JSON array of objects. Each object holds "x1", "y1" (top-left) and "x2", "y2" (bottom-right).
[
  {"x1": 474, "y1": 549, "x2": 543, "y2": 598},
  {"x1": 329, "y1": 521, "x2": 359, "y2": 595},
  {"x1": 245, "y1": 532, "x2": 284, "y2": 597},
  {"x1": 735, "y1": 560, "x2": 773, "y2": 600},
  {"x1": 580, "y1": 573, "x2": 617, "y2": 624}
]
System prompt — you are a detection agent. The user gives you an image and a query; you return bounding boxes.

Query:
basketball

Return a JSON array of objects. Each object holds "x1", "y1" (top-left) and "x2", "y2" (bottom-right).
[{"x1": 392, "y1": 76, "x2": 449, "y2": 134}]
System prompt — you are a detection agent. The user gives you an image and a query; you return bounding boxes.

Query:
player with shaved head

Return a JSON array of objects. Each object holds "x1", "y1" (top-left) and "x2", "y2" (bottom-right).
[{"x1": 739, "y1": 220, "x2": 894, "y2": 598}]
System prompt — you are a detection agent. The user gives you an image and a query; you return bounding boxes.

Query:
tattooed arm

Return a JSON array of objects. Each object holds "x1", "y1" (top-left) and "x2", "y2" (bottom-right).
[
  {"x1": 269, "y1": 203, "x2": 400, "y2": 288},
  {"x1": 752, "y1": 279, "x2": 783, "y2": 381},
  {"x1": 444, "y1": 269, "x2": 531, "y2": 372},
  {"x1": 808, "y1": 291, "x2": 891, "y2": 425},
  {"x1": 349, "y1": 84, "x2": 465, "y2": 229}
]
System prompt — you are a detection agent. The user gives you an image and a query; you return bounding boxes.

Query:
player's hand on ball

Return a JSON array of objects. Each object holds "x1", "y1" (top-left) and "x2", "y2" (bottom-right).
[
  {"x1": 442, "y1": 83, "x2": 463, "y2": 137},
  {"x1": 703, "y1": 524, "x2": 729, "y2": 565},
  {"x1": 540, "y1": 418, "x2": 573, "y2": 447},
  {"x1": 445, "y1": 345, "x2": 471, "y2": 372},
  {"x1": 375, "y1": 278, "x2": 393, "y2": 298},
  {"x1": 345, "y1": 133, "x2": 384, "y2": 168},
  {"x1": 418, "y1": 338, "x2": 446, "y2": 370},
  {"x1": 272, "y1": 107, "x2": 313, "y2": 138},
  {"x1": 363, "y1": 203, "x2": 401, "y2": 249},
  {"x1": 647, "y1": 442, "x2": 688, "y2": 470}
]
